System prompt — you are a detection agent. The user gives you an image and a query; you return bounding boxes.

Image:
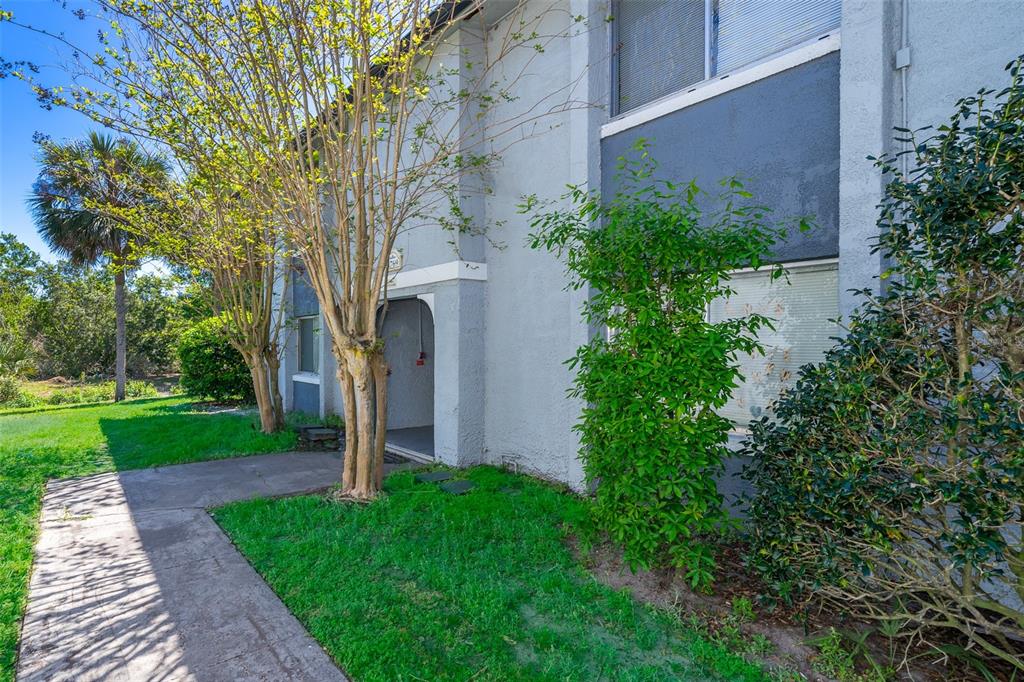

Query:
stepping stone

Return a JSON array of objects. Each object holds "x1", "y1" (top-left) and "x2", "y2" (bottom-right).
[
  {"x1": 439, "y1": 480, "x2": 476, "y2": 495},
  {"x1": 415, "y1": 471, "x2": 453, "y2": 483},
  {"x1": 305, "y1": 428, "x2": 339, "y2": 442}
]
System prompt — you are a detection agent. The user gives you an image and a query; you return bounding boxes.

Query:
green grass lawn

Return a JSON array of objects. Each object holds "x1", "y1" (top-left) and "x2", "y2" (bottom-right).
[
  {"x1": 0, "y1": 397, "x2": 297, "y2": 682},
  {"x1": 214, "y1": 467, "x2": 771, "y2": 681}
]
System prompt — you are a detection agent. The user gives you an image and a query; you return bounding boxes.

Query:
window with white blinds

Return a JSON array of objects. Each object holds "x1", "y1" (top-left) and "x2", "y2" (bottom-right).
[
  {"x1": 616, "y1": 0, "x2": 706, "y2": 114},
  {"x1": 714, "y1": 0, "x2": 842, "y2": 74},
  {"x1": 707, "y1": 262, "x2": 839, "y2": 428},
  {"x1": 614, "y1": 0, "x2": 841, "y2": 114}
]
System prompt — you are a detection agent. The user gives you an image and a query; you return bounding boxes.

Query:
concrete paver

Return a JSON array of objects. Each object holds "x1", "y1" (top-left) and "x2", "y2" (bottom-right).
[{"x1": 17, "y1": 452, "x2": 356, "y2": 682}]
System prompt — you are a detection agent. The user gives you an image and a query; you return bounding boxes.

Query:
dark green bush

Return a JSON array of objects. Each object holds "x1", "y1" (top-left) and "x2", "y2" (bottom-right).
[
  {"x1": 528, "y1": 142, "x2": 795, "y2": 589},
  {"x1": 742, "y1": 58, "x2": 1024, "y2": 671},
  {"x1": 177, "y1": 317, "x2": 254, "y2": 402}
]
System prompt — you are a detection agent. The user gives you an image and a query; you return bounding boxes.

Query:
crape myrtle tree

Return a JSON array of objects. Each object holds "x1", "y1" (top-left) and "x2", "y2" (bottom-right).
[
  {"x1": 2, "y1": 9, "x2": 298, "y2": 433},
  {"x1": 2, "y1": 0, "x2": 589, "y2": 498},
  {"x1": 137, "y1": 167, "x2": 290, "y2": 433},
  {"x1": 157, "y1": 0, "x2": 588, "y2": 499}
]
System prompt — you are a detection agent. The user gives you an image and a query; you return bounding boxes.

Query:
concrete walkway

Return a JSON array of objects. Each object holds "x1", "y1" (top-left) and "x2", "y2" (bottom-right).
[{"x1": 16, "y1": 452, "x2": 366, "y2": 682}]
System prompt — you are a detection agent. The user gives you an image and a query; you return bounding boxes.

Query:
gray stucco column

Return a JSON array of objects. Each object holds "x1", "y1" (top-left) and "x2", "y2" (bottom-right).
[
  {"x1": 837, "y1": 0, "x2": 900, "y2": 320},
  {"x1": 432, "y1": 279, "x2": 486, "y2": 467}
]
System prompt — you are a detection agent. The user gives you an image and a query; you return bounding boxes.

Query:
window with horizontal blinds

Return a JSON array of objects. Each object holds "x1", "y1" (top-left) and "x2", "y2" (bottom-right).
[
  {"x1": 614, "y1": 0, "x2": 840, "y2": 115},
  {"x1": 714, "y1": 0, "x2": 842, "y2": 75},
  {"x1": 616, "y1": 0, "x2": 705, "y2": 114},
  {"x1": 707, "y1": 263, "x2": 839, "y2": 427}
]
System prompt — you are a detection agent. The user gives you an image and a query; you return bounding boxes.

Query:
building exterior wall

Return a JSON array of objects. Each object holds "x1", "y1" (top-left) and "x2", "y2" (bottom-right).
[
  {"x1": 601, "y1": 51, "x2": 841, "y2": 263},
  {"x1": 272, "y1": 0, "x2": 1024, "y2": 499},
  {"x1": 839, "y1": 0, "x2": 1024, "y2": 315},
  {"x1": 476, "y1": 0, "x2": 605, "y2": 488}
]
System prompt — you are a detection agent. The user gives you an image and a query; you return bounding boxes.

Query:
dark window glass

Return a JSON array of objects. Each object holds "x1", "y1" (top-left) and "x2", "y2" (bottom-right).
[{"x1": 298, "y1": 316, "x2": 319, "y2": 374}]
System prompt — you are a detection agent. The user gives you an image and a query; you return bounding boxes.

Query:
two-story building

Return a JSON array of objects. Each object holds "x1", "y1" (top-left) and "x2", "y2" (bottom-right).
[{"x1": 277, "y1": 0, "x2": 1024, "y2": 498}]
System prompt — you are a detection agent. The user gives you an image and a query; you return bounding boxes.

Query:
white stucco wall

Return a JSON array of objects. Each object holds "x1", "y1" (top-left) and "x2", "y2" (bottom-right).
[
  {"x1": 477, "y1": 0, "x2": 607, "y2": 489},
  {"x1": 839, "y1": 0, "x2": 1024, "y2": 317},
  {"x1": 906, "y1": 0, "x2": 1024, "y2": 131}
]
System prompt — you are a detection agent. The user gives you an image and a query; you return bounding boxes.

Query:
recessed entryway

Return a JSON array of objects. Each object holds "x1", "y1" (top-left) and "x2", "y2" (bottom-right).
[{"x1": 380, "y1": 298, "x2": 435, "y2": 460}]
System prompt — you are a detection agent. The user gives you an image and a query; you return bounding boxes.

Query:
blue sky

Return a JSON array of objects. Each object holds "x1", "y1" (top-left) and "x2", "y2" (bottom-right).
[{"x1": 1, "y1": 1, "x2": 114, "y2": 262}]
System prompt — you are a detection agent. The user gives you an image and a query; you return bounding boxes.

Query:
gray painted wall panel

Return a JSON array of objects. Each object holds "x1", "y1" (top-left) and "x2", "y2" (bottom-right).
[
  {"x1": 479, "y1": 0, "x2": 593, "y2": 489},
  {"x1": 292, "y1": 381, "x2": 320, "y2": 415},
  {"x1": 601, "y1": 52, "x2": 841, "y2": 264}
]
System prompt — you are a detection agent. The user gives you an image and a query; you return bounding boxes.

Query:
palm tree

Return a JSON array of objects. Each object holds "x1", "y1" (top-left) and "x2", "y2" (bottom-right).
[{"x1": 29, "y1": 132, "x2": 168, "y2": 401}]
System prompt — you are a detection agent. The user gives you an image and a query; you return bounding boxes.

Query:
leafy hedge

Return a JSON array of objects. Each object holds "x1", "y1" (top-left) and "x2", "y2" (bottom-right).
[
  {"x1": 0, "y1": 377, "x2": 158, "y2": 409},
  {"x1": 0, "y1": 375, "x2": 34, "y2": 408},
  {"x1": 177, "y1": 316, "x2": 254, "y2": 402},
  {"x1": 47, "y1": 380, "x2": 157, "y2": 405},
  {"x1": 742, "y1": 58, "x2": 1024, "y2": 671},
  {"x1": 528, "y1": 143, "x2": 797, "y2": 589}
]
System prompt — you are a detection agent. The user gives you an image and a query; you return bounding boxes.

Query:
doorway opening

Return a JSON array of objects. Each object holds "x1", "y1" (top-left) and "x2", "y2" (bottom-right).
[{"x1": 380, "y1": 298, "x2": 434, "y2": 460}]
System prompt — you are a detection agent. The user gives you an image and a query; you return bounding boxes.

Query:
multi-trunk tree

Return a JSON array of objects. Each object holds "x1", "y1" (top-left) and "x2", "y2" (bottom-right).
[
  {"x1": 140, "y1": 169, "x2": 290, "y2": 433},
  {"x1": 4, "y1": 0, "x2": 588, "y2": 496}
]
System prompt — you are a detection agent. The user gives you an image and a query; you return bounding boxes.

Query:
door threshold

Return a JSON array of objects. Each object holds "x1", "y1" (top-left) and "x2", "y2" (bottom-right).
[{"x1": 384, "y1": 442, "x2": 434, "y2": 464}]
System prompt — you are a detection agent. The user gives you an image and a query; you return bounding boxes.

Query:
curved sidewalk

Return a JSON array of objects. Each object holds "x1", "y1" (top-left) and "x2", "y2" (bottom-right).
[{"x1": 17, "y1": 452, "x2": 353, "y2": 681}]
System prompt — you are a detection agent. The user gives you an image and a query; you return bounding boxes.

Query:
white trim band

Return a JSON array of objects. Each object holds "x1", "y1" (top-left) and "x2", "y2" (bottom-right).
[
  {"x1": 729, "y1": 256, "x2": 839, "y2": 276},
  {"x1": 601, "y1": 33, "x2": 841, "y2": 139},
  {"x1": 292, "y1": 372, "x2": 321, "y2": 385},
  {"x1": 388, "y1": 260, "x2": 487, "y2": 291}
]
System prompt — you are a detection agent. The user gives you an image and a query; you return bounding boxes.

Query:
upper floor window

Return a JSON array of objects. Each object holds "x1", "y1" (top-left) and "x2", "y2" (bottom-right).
[
  {"x1": 298, "y1": 316, "x2": 320, "y2": 375},
  {"x1": 614, "y1": 0, "x2": 842, "y2": 115}
]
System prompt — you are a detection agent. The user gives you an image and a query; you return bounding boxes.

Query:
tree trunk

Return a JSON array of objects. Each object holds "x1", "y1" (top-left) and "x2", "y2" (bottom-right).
[
  {"x1": 113, "y1": 268, "x2": 128, "y2": 402},
  {"x1": 339, "y1": 361, "x2": 358, "y2": 491},
  {"x1": 264, "y1": 346, "x2": 285, "y2": 431},
  {"x1": 345, "y1": 348, "x2": 378, "y2": 499},
  {"x1": 247, "y1": 351, "x2": 278, "y2": 434},
  {"x1": 372, "y1": 353, "x2": 388, "y2": 490},
  {"x1": 952, "y1": 313, "x2": 976, "y2": 598}
]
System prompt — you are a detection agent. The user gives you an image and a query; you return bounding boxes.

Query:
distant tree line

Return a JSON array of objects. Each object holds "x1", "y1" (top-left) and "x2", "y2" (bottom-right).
[{"x1": 0, "y1": 232, "x2": 204, "y2": 380}]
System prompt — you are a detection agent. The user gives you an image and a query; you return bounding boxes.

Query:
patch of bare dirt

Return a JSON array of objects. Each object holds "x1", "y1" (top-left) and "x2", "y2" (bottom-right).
[{"x1": 571, "y1": 538, "x2": 968, "y2": 681}]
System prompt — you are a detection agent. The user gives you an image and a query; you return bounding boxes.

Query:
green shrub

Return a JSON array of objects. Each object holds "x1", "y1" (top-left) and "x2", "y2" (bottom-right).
[
  {"x1": 0, "y1": 374, "x2": 21, "y2": 404},
  {"x1": 46, "y1": 380, "x2": 158, "y2": 405},
  {"x1": 177, "y1": 317, "x2": 254, "y2": 402},
  {"x1": 527, "y1": 142, "x2": 795, "y2": 589},
  {"x1": 742, "y1": 59, "x2": 1024, "y2": 671},
  {"x1": 0, "y1": 374, "x2": 38, "y2": 408},
  {"x1": 126, "y1": 380, "x2": 159, "y2": 399}
]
